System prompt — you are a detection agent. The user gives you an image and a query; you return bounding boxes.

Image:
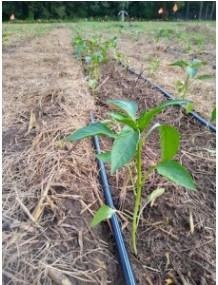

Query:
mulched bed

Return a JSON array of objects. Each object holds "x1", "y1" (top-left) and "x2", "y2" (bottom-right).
[
  {"x1": 93, "y1": 62, "x2": 216, "y2": 285},
  {"x1": 2, "y1": 30, "x2": 123, "y2": 285},
  {"x1": 3, "y1": 28, "x2": 215, "y2": 285}
]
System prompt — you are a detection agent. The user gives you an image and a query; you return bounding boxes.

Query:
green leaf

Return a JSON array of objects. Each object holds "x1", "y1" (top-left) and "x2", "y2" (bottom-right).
[
  {"x1": 96, "y1": 151, "x2": 111, "y2": 162},
  {"x1": 186, "y1": 59, "x2": 204, "y2": 78},
  {"x1": 186, "y1": 66, "x2": 198, "y2": 78},
  {"x1": 85, "y1": 56, "x2": 92, "y2": 64},
  {"x1": 159, "y1": 125, "x2": 180, "y2": 161},
  {"x1": 210, "y1": 107, "x2": 216, "y2": 122},
  {"x1": 138, "y1": 100, "x2": 188, "y2": 131},
  {"x1": 108, "y1": 112, "x2": 137, "y2": 129},
  {"x1": 88, "y1": 79, "x2": 98, "y2": 89},
  {"x1": 176, "y1": 80, "x2": 187, "y2": 96},
  {"x1": 185, "y1": 102, "x2": 193, "y2": 113},
  {"x1": 107, "y1": 99, "x2": 138, "y2": 120},
  {"x1": 190, "y1": 59, "x2": 204, "y2": 69},
  {"x1": 66, "y1": 122, "x2": 116, "y2": 141},
  {"x1": 170, "y1": 60, "x2": 188, "y2": 69},
  {"x1": 196, "y1": 74, "x2": 213, "y2": 80},
  {"x1": 91, "y1": 204, "x2": 116, "y2": 227},
  {"x1": 111, "y1": 128, "x2": 139, "y2": 173},
  {"x1": 156, "y1": 160, "x2": 196, "y2": 191},
  {"x1": 147, "y1": 188, "x2": 165, "y2": 206}
]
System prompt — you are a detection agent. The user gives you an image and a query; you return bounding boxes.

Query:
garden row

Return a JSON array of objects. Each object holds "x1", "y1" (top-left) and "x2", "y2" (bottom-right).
[
  {"x1": 71, "y1": 21, "x2": 216, "y2": 120},
  {"x1": 68, "y1": 33, "x2": 216, "y2": 284}
]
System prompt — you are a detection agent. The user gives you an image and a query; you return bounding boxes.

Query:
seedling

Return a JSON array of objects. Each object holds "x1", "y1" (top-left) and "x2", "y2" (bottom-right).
[
  {"x1": 66, "y1": 99, "x2": 196, "y2": 254},
  {"x1": 210, "y1": 107, "x2": 216, "y2": 122},
  {"x1": 3, "y1": 32, "x2": 10, "y2": 43},
  {"x1": 73, "y1": 35, "x2": 117, "y2": 90},
  {"x1": 171, "y1": 59, "x2": 212, "y2": 97},
  {"x1": 171, "y1": 59, "x2": 213, "y2": 112},
  {"x1": 154, "y1": 28, "x2": 179, "y2": 43},
  {"x1": 148, "y1": 56, "x2": 160, "y2": 77}
]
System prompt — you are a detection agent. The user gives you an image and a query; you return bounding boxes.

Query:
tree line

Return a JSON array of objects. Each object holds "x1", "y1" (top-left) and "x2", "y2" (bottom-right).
[{"x1": 2, "y1": 1, "x2": 216, "y2": 21}]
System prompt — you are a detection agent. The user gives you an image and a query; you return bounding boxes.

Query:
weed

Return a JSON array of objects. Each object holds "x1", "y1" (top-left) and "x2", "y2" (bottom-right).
[{"x1": 66, "y1": 99, "x2": 196, "y2": 254}]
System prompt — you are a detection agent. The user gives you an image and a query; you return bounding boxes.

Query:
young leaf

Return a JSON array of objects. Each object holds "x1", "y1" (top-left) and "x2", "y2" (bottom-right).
[
  {"x1": 156, "y1": 160, "x2": 196, "y2": 191},
  {"x1": 196, "y1": 74, "x2": 213, "y2": 80},
  {"x1": 108, "y1": 112, "x2": 137, "y2": 129},
  {"x1": 107, "y1": 99, "x2": 138, "y2": 120},
  {"x1": 185, "y1": 102, "x2": 193, "y2": 113},
  {"x1": 186, "y1": 66, "x2": 198, "y2": 78},
  {"x1": 176, "y1": 80, "x2": 186, "y2": 95},
  {"x1": 111, "y1": 128, "x2": 139, "y2": 173},
  {"x1": 96, "y1": 151, "x2": 111, "y2": 162},
  {"x1": 91, "y1": 204, "x2": 116, "y2": 227},
  {"x1": 211, "y1": 107, "x2": 216, "y2": 122},
  {"x1": 190, "y1": 59, "x2": 204, "y2": 69},
  {"x1": 88, "y1": 79, "x2": 98, "y2": 89},
  {"x1": 147, "y1": 188, "x2": 165, "y2": 206},
  {"x1": 66, "y1": 122, "x2": 116, "y2": 141},
  {"x1": 170, "y1": 60, "x2": 188, "y2": 69},
  {"x1": 138, "y1": 99, "x2": 188, "y2": 131},
  {"x1": 159, "y1": 125, "x2": 180, "y2": 161}
]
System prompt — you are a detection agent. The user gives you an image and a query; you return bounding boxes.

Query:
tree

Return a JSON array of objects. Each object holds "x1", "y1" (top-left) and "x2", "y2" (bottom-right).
[
  {"x1": 198, "y1": 1, "x2": 204, "y2": 19},
  {"x1": 185, "y1": 2, "x2": 190, "y2": 19},
  {"x1": 210, "y1": 1, "x2": 215, "y2": 20},
  {"x1": 1, "y1": 1, "x2": 216, "y2": 21}
]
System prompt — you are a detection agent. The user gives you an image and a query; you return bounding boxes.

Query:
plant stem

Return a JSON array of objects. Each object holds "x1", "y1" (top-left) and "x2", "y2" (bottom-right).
[
  {"x1": 136, "y1": 165, "x2": 156, "y2": 228},
  {"x1": 183, "y1": 75, "x2": 189, "y2": 97},
  {"x1": 132, "y1": 138, "x2": 143, "y2": 255},
  {"x1": 127, "y1": 165, "x2": 136, "y2": 196}
]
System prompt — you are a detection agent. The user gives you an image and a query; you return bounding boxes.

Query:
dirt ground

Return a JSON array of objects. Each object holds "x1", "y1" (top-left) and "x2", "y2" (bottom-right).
[
  {"x1": 3, "y1": 27, "x2": 216, "y2": 285},
  {"x1": 3, "y1": 28, "x2": 123, "y2": 284},
  {"x1": 118, "y1": 25, "x2": 216, "y2": 120}
]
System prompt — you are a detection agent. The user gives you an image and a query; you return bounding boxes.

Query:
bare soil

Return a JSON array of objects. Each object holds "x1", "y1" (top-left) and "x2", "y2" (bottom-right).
[
  {"x1": 3, "y1": 29, "x2": 123, "y2": 284},
  {"x1": 94, "y1": 62, "x2": 216, "y2": 285},
  {"x1": 118, "y1": 28, "x2": 216, "y2": 120}
]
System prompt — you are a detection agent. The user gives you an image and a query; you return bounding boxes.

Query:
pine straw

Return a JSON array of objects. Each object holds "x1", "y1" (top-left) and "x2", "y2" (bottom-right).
[{"x1": 3, "y1": 29, "x2": 121, "y2": 284}]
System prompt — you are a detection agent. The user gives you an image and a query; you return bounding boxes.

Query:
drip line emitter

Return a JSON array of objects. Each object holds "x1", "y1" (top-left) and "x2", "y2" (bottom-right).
[{"x1": 90, "y1": 63, "x2": 215, "y2": 285}]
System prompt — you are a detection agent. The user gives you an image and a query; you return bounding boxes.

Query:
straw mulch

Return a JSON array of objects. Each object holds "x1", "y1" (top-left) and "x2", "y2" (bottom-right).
[{"x1": 3, "y1": 29, "x2": 121, "y2": 284}]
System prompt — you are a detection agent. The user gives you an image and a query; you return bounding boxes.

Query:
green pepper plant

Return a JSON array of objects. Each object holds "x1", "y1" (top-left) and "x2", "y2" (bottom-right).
[
  {"x1": 66, "y1": 99, "x2": 196, "y2": 255},
  {"x1": 73, "y1": 35, "x2": 117, "y2": 90},
  {"x1": 148, "y1": 56, "x2": 160, "y2": 77},
  {"x1": 170, "y1": 59, "x2": 213, "y2": 112}
]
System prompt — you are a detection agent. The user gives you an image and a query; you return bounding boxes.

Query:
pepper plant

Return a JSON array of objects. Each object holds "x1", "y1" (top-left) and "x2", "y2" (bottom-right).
[
  {"x1": 154, "y1": 28, "x2": 178, "y2": 43},
  {"x1": 148, "y1": 56, "x2": 160, "y2": 77},
  {"x1": 66, "y1": 99, "x2": 196, "y2": 254},
  {"x1": 74, "y1": 35, "x2": 117, "y2": 90},
  {"x1": 170, "y1": 59, "x2": 213, "y2": 112}
]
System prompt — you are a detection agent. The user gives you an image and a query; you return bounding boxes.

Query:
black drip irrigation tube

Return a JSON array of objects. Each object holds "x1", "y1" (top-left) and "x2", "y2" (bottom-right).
[
  {"x1": 120, "y1": 62, "x2": 216, "y2": 133},
  {"x1": 90, "y1": 113, "x2": 137, "y2": 285}
]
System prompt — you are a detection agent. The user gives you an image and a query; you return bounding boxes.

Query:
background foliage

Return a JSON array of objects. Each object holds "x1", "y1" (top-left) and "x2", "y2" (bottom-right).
[{"x1": 2, "y1": 1, "x2": 216, "y2": 21}]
